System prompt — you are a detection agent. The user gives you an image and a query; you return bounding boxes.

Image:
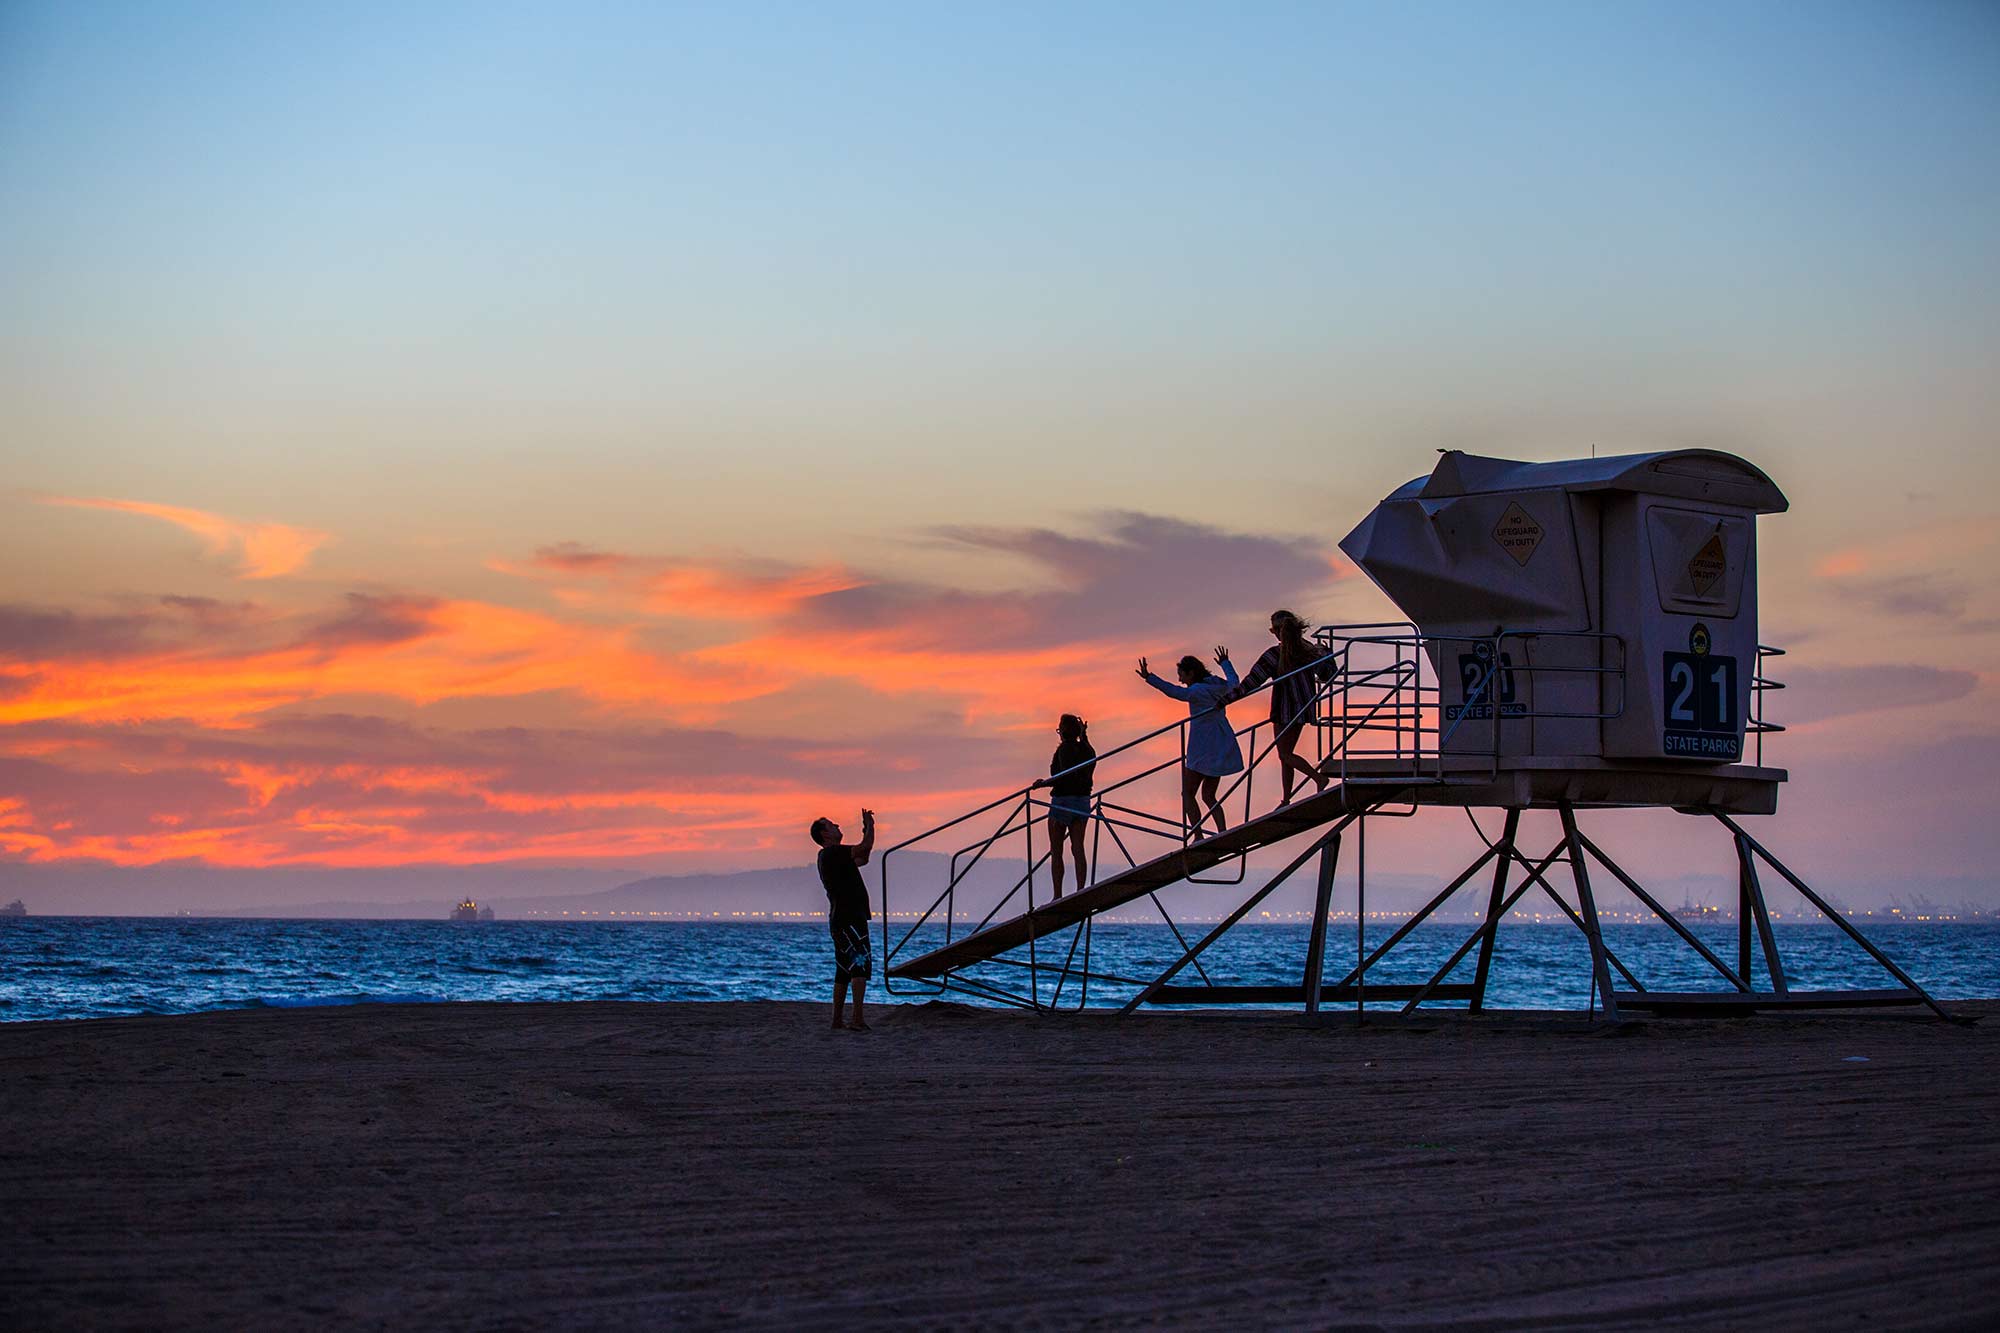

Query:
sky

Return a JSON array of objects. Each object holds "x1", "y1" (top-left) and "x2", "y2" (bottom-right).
[{"x1": 1, "y1": 1, "x2": 1997, "y2": 910}]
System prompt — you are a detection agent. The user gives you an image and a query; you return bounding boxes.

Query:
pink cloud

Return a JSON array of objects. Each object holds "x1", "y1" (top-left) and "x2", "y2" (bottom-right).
[
  {"x1": 1774, "y1": 664, "x2": 1981, "y2": 729},
  {"x1": 505, "y1": 544, "x2": 865, "y2": 619},
  {"x1": 41, "y1": 496, "x2": 330, "y2": 578},
  {"x1": 1813, "y1": 516, "x2": 1997, "y2": 580}
]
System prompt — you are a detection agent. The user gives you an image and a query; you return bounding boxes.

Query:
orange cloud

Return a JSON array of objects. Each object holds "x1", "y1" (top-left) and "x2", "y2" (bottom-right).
[
  {"x1": 0, "y1": 747, "x2": 1005, "y2": 867},
  {"x1": 695, "y1": 629, "x2": 1152, "y2": 734},
  {"x1": 42, "y1": 496, "x2": 329, "y2": 579},
  {"x1": 1813, "y1": 516, "x2": 1998, "y2": 579},
  {"x1": 501, "y1": 544, "x2": 866, "y2": 620},
  {"x1": 0, "y1": 596, "x2": 784, "y2": 727},
  {"x1": 2, "y1": 511, "x2": 1346, "y2": 870},
  {"x1": 1809, "y1": 517, "x2": 2000, "y2": 634},
  {"x1": 640, "y1": 564, "x2": 863, "y2": 618}
]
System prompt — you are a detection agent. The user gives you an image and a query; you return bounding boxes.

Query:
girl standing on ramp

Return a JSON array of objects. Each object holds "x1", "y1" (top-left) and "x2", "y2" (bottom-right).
[
  {"x1": 1231, "y1": 609, "x2": 1335, "y2": 805},
  {"x1": 1030, "y1": 713, "x2": 1096, "y2": 899},
  {"x1": 1137, "y1": 648, "x2": 1242, "y2": 840}
]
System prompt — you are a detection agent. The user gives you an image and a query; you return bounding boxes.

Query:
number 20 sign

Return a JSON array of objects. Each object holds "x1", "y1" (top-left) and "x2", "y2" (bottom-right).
[{"x1": 1661, "y1": 652, "x2": 1739, "y2": 759}]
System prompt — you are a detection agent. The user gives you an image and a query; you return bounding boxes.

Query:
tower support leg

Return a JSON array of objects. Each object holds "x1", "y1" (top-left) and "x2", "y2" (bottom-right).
[
  {"x1": 1559, "y1": 803, "x2": 1620, "y2": 1022},
  {"x1": 1121, "y1": 817, "x2": 1355, "y2": 1015},
  {"x1": 1400, "y1": 843, "x2": 1566, "y2": 1014},
  {"x1": 1301, "y1": 833, "x2": 1342, "y2": 1015},
  {"x1": 1333, "y1": 842, "x2": 1501, "y2": 990},
  {"x1": 1531, "y1": 879, "x2": 1646, "y2": 993},
  {"x1": 1736, "y1": 831, "x2": 1787, "y2": 994},
  {"x1": 1714, "y1": 814, "x2": 1960, "y2": 1023},
  {"x1": 1738, "y1": 847, "x2": 1754, "y2": 987},
  {"x1": 1575, "y1": 831, "x2": 1747, "y2": 991},
  {"x1": 1470, "y1": 808, "x2": 1521, "y2": 1010}
]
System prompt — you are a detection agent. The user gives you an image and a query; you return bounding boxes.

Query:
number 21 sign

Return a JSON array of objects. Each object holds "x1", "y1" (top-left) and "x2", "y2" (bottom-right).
[{"x1": 1661, "y1": 645, "x2": 1739, "y2": 760}]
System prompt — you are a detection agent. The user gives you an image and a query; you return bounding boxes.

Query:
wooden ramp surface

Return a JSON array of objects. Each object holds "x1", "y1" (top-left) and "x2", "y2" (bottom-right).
[{"x1": 887, "y1": 781, "x2": 1403, "y2": 980}]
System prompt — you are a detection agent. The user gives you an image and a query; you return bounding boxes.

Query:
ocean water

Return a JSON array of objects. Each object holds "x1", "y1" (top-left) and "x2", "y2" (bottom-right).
[{"x1": 3, "y1": 916, "x2": 1997, "y2": 1022}]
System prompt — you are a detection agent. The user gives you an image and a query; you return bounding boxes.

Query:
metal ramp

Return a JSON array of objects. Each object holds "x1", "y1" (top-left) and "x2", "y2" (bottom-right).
[
  {"x1": 888, "y1": 782, "x2": 1393, "y2": 980},
  {"x1": 878, "y1": 626, "x2": 1443, "y2": 1005}
]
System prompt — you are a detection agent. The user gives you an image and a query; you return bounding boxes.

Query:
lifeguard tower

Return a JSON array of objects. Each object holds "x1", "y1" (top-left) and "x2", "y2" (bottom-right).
[{"x1": 878, "y1": 450, "x2": 1952, "y2": 1021}]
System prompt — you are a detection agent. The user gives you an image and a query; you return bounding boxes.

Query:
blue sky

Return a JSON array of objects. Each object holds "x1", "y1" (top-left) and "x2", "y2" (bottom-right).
[{"x1": 7, "y1": 2, "x2": 1994, "y2": 441}]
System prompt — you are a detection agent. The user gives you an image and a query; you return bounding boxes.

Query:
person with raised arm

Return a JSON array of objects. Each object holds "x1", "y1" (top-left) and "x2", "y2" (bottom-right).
[
  {"x1": 1231, "y1": 608, "x2": 1336, "y2": 805},
  {"x1": 1030, "y1": 713, "x2": 1096, "y2": 899},
  {"x1": 1136, "y1": 648, "x2": 1242, "y2": 840},
  {"x1": 810, "y1": 808, "x2": 875, "y2": 1031}
]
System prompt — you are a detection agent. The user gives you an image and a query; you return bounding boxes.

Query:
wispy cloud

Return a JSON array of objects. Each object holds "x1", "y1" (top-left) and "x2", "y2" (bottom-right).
[
  {"x1": 41, "y1": 496, "x2": 330, "y2": 579},
  {"x1": 1812, "y1": 516, "x2": 1997, "y2": 580},
  {"x1": 1777, "y1": 664, "x2": 1982, "y2": 728},
  {"x1": 1812, "y1": 514, "x2": 2000, "y2": 634},
  {"x1": 517, "y1": 543, "x2": 865, "y2": 619},
  {"x1": 1822, "y1": 573, "x2": 2000, "y2": 635}
]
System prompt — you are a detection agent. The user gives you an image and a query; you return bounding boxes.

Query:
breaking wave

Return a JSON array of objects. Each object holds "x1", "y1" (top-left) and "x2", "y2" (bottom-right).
[{"x1": 246, "y1": 992, "x2": 444, "y2": 1009}]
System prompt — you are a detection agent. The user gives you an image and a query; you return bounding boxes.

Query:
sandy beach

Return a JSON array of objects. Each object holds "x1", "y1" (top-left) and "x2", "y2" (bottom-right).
[{"x1": 3, "y1": 999, "x2": 1997, "y2": 1330}]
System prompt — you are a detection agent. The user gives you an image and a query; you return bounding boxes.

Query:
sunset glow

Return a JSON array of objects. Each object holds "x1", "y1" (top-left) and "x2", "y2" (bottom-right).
[{"x1": 2, "y1": 0, "x2": 1996, "y2": 908}]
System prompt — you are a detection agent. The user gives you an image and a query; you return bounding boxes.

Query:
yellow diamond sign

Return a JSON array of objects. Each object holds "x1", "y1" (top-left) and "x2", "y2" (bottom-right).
[
  {"x1": 1492, "y1": 501, "x2": 1543, "y2": 567},
  {"x1": 1689, "y1": 531, "x2": 1726, "y2": 597}
]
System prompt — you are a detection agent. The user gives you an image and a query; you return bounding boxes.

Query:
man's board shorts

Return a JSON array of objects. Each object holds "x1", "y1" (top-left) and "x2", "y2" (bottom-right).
[
  {"x1": 831, "y1": 922, "x2": 872, "y2": 982},
  {"x1": 1048, "y1": 794, "x2": 1091, "y2": 827}
]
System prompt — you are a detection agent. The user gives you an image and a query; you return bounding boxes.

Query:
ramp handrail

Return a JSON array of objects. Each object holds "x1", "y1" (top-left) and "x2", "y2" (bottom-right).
[{"x1": 878, "y1": 629, "x2": 1399, "y2": 998}]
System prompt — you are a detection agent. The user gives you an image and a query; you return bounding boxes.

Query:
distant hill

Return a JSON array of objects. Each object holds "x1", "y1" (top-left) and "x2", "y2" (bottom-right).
[
  {"x1": 498, "y1": 851, "x2": 1034, "y2": 920},
  {"x1": 192, "y1": 851, "x2": 1037, "y2": 921},
  {"x1": 485, "y1": 853, "x2": 1521, "y2": 924},
  {"x1": 0, "y1": 862, "x2": 632, "y2": 918},
  {"x1": 12, "y1": 844, "x2": 1947, "y2": 923}
]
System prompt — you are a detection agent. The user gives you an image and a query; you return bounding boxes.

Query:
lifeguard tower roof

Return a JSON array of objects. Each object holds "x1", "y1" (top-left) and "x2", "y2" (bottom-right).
[
  {"x1": 1342, "y1": 445, "x2": 1791, "y2": 770},
  {"x1": 1395, "y1": 448, "x2": 1789, "y2": 513}
]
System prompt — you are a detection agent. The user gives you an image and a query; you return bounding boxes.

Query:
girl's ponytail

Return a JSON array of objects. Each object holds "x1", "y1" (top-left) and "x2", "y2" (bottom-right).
[{"x1": 1272, "y1": 609, "x2": 1313, "y2": 670}]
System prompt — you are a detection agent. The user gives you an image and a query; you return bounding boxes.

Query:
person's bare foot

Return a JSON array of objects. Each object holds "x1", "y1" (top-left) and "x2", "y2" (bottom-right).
[
  {"x1": 831, "y1": 1019, "x2": 847, "y2": 1030},
  {"x1": 849, "y1": 1020, "x2": 870, "y2": 1032}
]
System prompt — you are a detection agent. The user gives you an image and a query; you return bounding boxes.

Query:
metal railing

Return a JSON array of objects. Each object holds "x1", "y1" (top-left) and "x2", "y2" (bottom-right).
[
  {"x1": 875, "y1": 624, "x2": 1784, "y2": 1008},
  {"x1": 1751, "y1": 644, "x2": 1787, "y2": 766},
  {"x1": 1308, "y1": 626, "x2": 1629, "y2": 783}
]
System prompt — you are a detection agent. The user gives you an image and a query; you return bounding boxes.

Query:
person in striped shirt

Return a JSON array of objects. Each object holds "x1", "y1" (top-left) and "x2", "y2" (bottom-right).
[{"x1": 1232, "y1": 609, "x2": 1335, "y2": 805}]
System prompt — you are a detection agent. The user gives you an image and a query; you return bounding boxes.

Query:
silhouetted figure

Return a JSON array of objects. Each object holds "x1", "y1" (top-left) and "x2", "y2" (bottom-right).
[
  {"x1": 1138, "y1": 648, "x2": 1242, "y2": 839},
  {"x1": 1232, "y1": 609, "x2": 1336, "y2": 804},
  {"x1": 1031, "y1": 714, "x2": 1096, "y2": 898},
  {"x1": 811, "y1": 809, "x2": 875, "y2": 1030}
]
